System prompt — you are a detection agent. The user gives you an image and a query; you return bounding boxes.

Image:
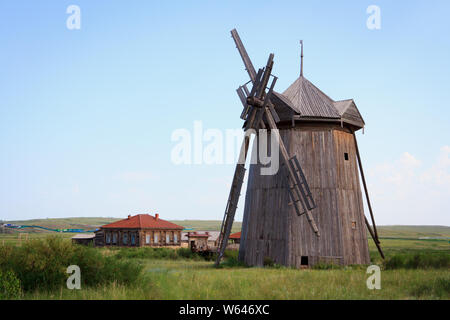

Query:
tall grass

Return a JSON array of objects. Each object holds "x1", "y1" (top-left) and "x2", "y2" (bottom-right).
[
  {"x1": 0, "y1": 236, "x2": 143, "y2": 293},
  {"x1": 3, "y1": 237, "x2": 449, "y2": 300},
  {"x1": 25, "y1": 261, "x2": 447, "y2": 300},
  {"x1": 409, "y1": 276, "x2": 450, "y2": 298}
]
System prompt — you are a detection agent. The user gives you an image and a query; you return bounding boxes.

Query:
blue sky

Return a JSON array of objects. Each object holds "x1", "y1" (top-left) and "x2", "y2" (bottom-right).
[{"x1": 1, "y1": 1, "x2": 449, "y2": 225}]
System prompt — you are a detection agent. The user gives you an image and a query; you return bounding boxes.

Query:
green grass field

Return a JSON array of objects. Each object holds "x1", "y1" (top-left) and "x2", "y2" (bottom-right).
[
  {"x1": 1, "y1": 219, "x2": 449, "y2": 300},
  {"x1": 20, "y1": 237, "x2": 449, "y2": 300}
]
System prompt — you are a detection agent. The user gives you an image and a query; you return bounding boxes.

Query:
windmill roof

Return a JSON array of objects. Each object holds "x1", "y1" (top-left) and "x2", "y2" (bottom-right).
[
  {"x1": 333, "y1": 99, "x2": 353, "y2": 114},
  {"x1": 282, "y1": 76, "x2": 340, "y2": 118},
  {"x1": 333, "y1": 99, "x2": 365, "y2": 127},
  {"x1": 101, "y1": 214, "x2": 184, "y2": 230},
  {"x1": 272, "y1": 76, "x2": 365, "y2": 129}
]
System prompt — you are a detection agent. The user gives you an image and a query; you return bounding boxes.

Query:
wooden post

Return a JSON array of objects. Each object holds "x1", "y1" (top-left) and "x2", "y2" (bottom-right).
[
  {"x1": 353, "y1": 133, "x2": 380, "y2": 243},
  {"x1": 365, "y1": 217, "x2": 385, "y2": 259}
]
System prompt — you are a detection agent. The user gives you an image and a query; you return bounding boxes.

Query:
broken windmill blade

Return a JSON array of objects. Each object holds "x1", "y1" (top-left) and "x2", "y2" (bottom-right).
[
  {"x1": 245, "y1": 54, "x2": 277, "y2": 131},
  {"x1": 231, "y1": 28, "x2": 256, "y2": 82},
  {"x1": 238, "y1": 68, "x2": 264, "y2": 122}
]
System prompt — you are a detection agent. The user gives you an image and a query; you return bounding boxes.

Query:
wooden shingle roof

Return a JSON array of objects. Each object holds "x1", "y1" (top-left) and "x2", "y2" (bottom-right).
[
  {"x1": 333, "y1": 99, "x2": 365, "y2": 128},
  {"x1": 271, "y1": 76, "x2": 365, "y2": 129},
  {"x1": 283, "y1": 76, "x2": 341, "y2": 119}
]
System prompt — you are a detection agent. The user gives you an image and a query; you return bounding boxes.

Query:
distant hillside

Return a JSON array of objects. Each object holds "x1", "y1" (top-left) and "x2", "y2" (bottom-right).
[
  {"x1": 376, "y1": 225, "x2": 450, "y2": 239},
  {"x1": 3, "y1": 217, "x2": 120, "y2": 232},
  {"x1": 2, "y1": 218, "x2": 448, "y2": 239},
  {"x1": 170, "y1": 220, "x2": 242, "y2": 233}
]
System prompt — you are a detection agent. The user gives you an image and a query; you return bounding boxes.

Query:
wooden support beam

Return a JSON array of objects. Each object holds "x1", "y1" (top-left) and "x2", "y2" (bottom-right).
[
  {"x1": 353, "y1": 133, "x2": 380, "y2": 243},
  {"x1": 365, "y1": 216, "x2": 385, "y2": 259},
  {"x1": 215, "y1": 134, "x2": 252, "y2": 266}
]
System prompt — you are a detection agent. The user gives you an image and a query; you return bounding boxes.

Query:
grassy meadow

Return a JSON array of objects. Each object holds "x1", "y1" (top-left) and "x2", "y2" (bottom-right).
[{"x1": 0, "y1": 220, "x2": 449, "y2": 300}]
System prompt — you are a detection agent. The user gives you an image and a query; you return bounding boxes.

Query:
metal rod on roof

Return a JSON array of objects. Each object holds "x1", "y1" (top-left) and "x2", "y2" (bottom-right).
[{"x1": 300, "y1": 40, "x2": 304, "y2": 77}]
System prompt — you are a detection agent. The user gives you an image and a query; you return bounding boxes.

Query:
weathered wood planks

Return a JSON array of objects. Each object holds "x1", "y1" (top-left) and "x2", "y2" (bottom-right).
[{"x1": 239, "y1": 123, "x2": 370, "y2": 267}]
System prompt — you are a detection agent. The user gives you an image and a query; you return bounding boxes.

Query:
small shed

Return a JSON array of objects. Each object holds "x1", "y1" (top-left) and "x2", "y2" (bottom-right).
[
  {"x1": 71, "y1": 233, "x2": 95, "y2": 246},
  {"x1": 187, "y1": 231, "x2": 210, "y2": 252},
  {"x1": 181, "y1": 230, "x2": 220, "y2": 248}
]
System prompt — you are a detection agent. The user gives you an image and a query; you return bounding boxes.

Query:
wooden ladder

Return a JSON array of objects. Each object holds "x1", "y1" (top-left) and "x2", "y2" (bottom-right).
[{"x1": 216, "y1": 163, "x2": 246, "y2": 265}]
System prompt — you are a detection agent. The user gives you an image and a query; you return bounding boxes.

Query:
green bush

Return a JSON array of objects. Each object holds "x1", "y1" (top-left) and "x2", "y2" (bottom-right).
[
  {"x1": 0, "y1": 236, "x2": 143, "y2": 292},
  {"x1": 384, "y1": 252, "x2": 450, "y2": 270},
  {"x1": 0, "y1": 270, "x2": 22, "y2": 299}
]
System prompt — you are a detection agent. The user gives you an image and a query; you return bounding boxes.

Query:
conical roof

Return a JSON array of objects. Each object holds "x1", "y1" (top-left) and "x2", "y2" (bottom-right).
[
  {"x1": 283, "y1": 76, "x2": 340, "y2": 118},
  {"x1": 271, "y1": 76, "x2": 365, "y2": 129}
]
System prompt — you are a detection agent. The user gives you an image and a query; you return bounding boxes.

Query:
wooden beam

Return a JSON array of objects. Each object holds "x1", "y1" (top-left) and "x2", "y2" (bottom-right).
[
  {"x1": 230, "y1": 29, "x2": 256, "y2": 82},
  {"x1": 353, "y1": 133, "x2": 380, "y2": 243},
  {"x1": 365, "y1": 216, "x2": 385, "y2": 259},
  {"x1": 216, "y1": 133, "x2": 252, "y2": 266}
]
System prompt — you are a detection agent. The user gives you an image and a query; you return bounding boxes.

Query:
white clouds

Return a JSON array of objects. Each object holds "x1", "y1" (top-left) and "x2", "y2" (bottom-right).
[
  {"x1": 367, "y1": 146, "x2": 450, "y2": 225},
  {"x1": 420, "y1": 146, "x2": 450, "y2": 186},
  {"x1": 399, "y1": 152, "x2": 421, "y2": 168}
]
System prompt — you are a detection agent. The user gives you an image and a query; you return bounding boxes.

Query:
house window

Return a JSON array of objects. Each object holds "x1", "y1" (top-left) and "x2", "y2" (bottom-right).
[
  {"x1": 146, "y1": 234, "x2": 151, "y2": 244},
  {"x1": 166, "y1": 234, "x2": 170, "y2": 243},
  {"x1": 123, "y1": 233, "x2": 128, "y2": 245},
  {"x1": 154, "y1": 234, "x2": 159, "y2": 244},
  {"x1": 112, "y1": 233, "x2": 117, "y2": 244},
  {"x1": 131, "y1": 233, "x2": 136, "y2": 245},
  {"x1": 344, "y1": 153, "x2": 349, "y2": 161},
  {"x1": 174, "y1": 234, "x2": 178, "y2": 243},
  {"x1": 106, "y1": 233, "x2": 111, "y2": 244}
]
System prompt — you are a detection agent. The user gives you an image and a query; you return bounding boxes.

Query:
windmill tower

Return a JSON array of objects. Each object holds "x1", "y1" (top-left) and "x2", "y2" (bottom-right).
[{"x1": 216, "y1": 29, "x2": 383, "y2": 268}]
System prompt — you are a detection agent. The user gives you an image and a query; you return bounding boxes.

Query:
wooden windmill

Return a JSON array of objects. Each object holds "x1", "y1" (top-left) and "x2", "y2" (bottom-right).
[{"x1": 216, "y1": 29, "x2": 383, "y2": 268}]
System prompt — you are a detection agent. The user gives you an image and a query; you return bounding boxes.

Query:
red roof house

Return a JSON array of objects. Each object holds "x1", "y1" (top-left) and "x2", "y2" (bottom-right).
[{"x1": 96, "y1": 214, "x2": 184, "y2": 247}]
